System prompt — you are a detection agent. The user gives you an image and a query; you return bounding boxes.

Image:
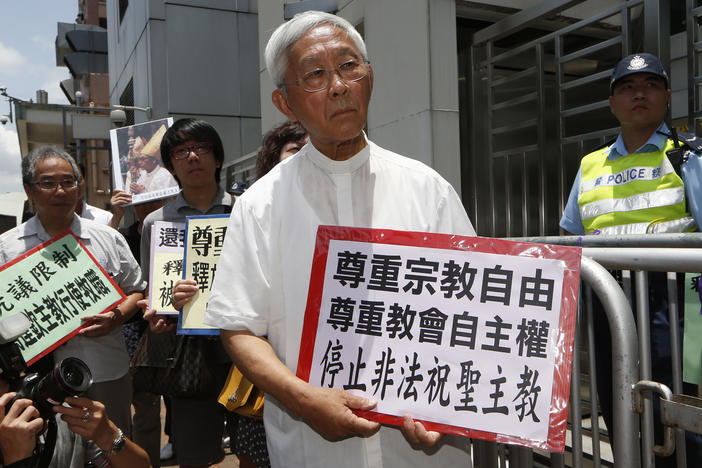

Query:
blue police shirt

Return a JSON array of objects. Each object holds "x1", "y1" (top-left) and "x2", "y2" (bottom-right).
[{"x1": 559, "y1": 123, "x2": 702, "y2": 234}]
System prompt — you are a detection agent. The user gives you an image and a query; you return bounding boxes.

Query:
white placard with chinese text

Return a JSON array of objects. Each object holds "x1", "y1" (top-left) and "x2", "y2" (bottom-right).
[
  {"x1": 148, "y1": 221, "x2": 185, "y2": 315},
  {"x1": 298, "y1": 226, "x2": 581, "y2": 452},
  {"x1": 0, "y1": 231, "x2": 125, "y2": 364}
]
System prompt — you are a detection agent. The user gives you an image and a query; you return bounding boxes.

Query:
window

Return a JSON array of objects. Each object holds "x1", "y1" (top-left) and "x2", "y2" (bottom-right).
[
  {"x1": 119, "y1": 0, "x2": 128, "y2": 23},
  {"x1": 119, "y1": 79, "x2": 134, "y2": 126}
]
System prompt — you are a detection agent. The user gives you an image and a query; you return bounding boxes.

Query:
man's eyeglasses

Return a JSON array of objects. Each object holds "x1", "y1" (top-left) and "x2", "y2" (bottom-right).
[
  {"x1": 285, "y1": 59, "x2": 370, "y2": 93},
  {"x1": 31, "y1": 178, "x2": 78, "y2": 191},
  {"x1": 170, "y1": 143, "x2": 213, "y2": 160}
]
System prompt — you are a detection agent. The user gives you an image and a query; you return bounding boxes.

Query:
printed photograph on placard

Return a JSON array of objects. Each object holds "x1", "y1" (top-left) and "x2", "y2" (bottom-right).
[{"x1": 109, "y1": 118, "x2": 180, "y2": 204}]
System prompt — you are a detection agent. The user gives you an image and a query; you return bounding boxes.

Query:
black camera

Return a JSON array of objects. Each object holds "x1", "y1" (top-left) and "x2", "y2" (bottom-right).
[
  {"x1": 0, "y1": 315, "x2": 93, "y2": 417},
  {"x1": 10, "y1": 357, "x2": 93, "y2": 417}
]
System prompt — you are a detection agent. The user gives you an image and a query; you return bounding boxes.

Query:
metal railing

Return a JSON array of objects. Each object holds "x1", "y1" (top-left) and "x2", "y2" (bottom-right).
[{"x1": 490, "y1": 233, "x2": 702, "y2": 467}]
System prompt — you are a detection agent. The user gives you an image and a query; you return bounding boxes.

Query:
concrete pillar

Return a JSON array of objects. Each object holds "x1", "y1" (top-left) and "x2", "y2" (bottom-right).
[{"x1": 365, "y1": 0, "x2": 462, "y2": 194}]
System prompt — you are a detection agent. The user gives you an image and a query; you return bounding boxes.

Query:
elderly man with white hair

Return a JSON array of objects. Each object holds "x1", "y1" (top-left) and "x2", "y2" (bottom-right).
[{"x1": 205, "y1": 11, "x2": 475, "y2": 468}]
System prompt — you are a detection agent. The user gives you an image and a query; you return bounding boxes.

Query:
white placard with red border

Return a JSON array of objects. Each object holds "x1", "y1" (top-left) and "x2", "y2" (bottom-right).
[{"x1": 297, "y1": 226, "x2": 581, "y2": 452}]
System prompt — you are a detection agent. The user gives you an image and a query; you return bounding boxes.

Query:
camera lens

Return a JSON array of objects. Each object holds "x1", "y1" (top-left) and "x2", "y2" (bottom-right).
[
  {"x1": 31, "y1": 357, "x2": 92, "y2": 410},
  {"x1": 55, "y1": 357, "x2": 92, "y2": 394},
  {"x1": 61, "y1": 360, "x2": 89, "y2": 389}
]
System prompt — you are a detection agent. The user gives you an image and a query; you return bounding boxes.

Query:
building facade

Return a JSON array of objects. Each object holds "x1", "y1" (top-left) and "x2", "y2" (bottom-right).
[
  {"x1": 106, "y1": 0, "x2": 261, "y2": 180},
  {"x1": 58, "y1": 0, "x2": 112, "y2": 210},
  {"x1": 106, "y1": 0, "x2": 697, "y2": 237},
  {"x1": 14, "y1": 0, "x2": 113, "y2": 211}
]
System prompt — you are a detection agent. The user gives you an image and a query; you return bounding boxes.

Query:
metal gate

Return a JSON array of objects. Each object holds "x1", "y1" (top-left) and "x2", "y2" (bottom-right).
[{"x1": 460, "y1": 0, "x2": 692, "y2": 238}]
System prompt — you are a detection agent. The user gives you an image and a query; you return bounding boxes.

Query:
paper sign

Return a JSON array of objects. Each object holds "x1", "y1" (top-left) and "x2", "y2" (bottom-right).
[
  {"x1": 179, "y1": 214, "x2": 229, "y2": 334},
  {"x1": 297, "y1": 226, "x2": 581, "y2": 452},
  {"x1": 683, "y1": 273, "x2": 702, "y2": 384},
  {"x1": 148, "y1": 221, "x2": 186, "y2": 315},
  {"x1": 0, "y1": 231, "x2": 125, "y2": 364}
]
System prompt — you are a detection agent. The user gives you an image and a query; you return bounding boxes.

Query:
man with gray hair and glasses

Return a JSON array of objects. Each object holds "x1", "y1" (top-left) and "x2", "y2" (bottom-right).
[
  {"x1": 206, "y1": 11, "x2": 475, "y2": 468},
  {"x1": 0, "y1": 146, "x2": 145, "y2": 440}
]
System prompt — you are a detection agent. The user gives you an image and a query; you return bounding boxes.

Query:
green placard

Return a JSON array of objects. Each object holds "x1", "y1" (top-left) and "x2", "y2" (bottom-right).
[
  {"x1": 0, "y1": 231, "x2": 125, "y2": 364},
  {"x1": 683, "y1": 272, "x2": 702, "y2": 384}
]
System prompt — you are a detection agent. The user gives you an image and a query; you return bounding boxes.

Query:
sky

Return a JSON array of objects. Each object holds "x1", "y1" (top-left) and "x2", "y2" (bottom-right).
[{"x1": 0, "y1": 0, "x2": 78, "y2": 193}]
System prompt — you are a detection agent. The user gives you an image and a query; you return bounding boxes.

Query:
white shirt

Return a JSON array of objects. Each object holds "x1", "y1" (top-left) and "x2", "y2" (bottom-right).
[
  {"x1": 206, "y1": 139, "x2": 475, "y2": 468},
  {"x1": 0, "y1": 215, "x2": 146, "y2": 382},
  {"x1": 80, "y1": 200, "x2": 112, "y2": 225}
]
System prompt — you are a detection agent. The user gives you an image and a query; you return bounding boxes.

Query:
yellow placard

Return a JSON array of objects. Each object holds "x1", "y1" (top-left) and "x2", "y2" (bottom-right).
[{"x1": 180, "y1": 215, "x2": 229, "y2": 334}]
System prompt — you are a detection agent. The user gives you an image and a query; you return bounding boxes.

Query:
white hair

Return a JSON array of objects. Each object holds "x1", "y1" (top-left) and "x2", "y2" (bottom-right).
[{"x1": 265, "y1": 10, "x2": 368, "y2": 88}]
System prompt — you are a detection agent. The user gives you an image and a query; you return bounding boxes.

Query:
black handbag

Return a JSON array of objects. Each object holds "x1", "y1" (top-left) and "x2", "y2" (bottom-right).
[{"x1": 131, "y1": 332, "x2": 219, "y2": 399}]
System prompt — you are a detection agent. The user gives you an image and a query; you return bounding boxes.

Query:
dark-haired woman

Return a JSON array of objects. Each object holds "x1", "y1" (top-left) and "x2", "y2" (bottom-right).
[{"x1": 255, "y1": 121, "x2": 307, "y2": 180}]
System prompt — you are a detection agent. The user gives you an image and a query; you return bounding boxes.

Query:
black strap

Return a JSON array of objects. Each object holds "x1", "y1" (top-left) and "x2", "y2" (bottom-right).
[
  {"x1": 657, "y1": 128, "x2": 695, "y2": 214},
  {"x1": 36, "y1": 418, "x2": 56, "y2": 468},
  {"x1": 656, "y1": 128, "x2": 696, "y2": 177}
]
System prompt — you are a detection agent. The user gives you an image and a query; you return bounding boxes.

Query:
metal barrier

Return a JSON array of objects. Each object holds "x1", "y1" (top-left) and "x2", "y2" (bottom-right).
[{"x1": 495, "y1": 234, "x2": 702, "y2": 467}]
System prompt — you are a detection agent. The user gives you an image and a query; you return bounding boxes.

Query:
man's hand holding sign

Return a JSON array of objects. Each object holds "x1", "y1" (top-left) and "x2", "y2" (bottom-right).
[
  {"x1": 78, "y1": 307, "x2": 128, "y2": 338},
  {"x1": 222, "y1": 329, "x2": 383, "y2": 441}
]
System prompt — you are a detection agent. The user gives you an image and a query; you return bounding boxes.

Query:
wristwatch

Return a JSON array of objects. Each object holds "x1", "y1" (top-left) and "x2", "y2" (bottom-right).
[{"x1": 106, "y1": 428, "x2": 126, "y2": 457}]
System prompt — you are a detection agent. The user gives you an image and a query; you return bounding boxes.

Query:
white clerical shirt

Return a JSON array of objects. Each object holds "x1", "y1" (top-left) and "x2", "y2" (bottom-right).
[{"x1": 205, "y1": 138, "x2": 475, "y2": 468}]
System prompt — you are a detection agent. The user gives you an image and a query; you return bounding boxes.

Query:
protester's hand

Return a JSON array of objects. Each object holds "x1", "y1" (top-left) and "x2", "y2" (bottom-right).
[
  {"x1": 79, "y1": 310, "x2": 121, "y2": 337},
  {"x1": 54, "y1": 397, "x2": 118, "y2": 452},
  {"x1": 110, "y1": 190, "x2": 132, "y2": 216},
  {"x1": 0, "y1": 392, "x2": 43, "y2": 464},
  {"x1": 139, "y1": 299, "x2": 176, "y2": 334},
  {"x1": 171, "y1": 279, "x2": 198, "y2": 310},
  {"x1": 400, "y1": 414, "x2": 442, "y2": 448},
  {"x1": 297, "y1": 385, "x2": 380, "y2": 441}
]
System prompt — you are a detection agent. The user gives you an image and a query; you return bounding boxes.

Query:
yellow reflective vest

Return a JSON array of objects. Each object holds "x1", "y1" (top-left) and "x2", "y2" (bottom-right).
[{"x1": 577, "y1": 139, "x2": 697, "y2": 234}]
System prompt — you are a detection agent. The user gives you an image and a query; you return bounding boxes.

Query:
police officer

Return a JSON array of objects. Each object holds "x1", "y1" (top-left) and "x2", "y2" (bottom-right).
[
  {"x1": 561, "y1": 53, "x2": 702, "y2": 234},
  {"x1": 561, "y1": 53, "x2": 702, "y2": 467}
]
